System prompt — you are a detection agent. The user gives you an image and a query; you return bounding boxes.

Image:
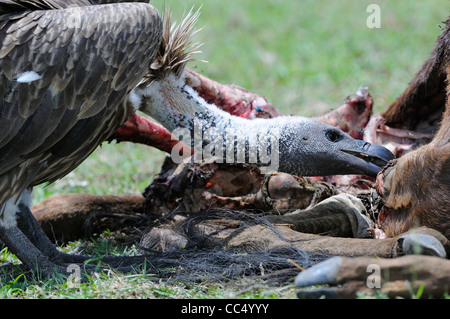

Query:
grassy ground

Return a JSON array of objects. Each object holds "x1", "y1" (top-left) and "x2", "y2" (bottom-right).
[{"x1": 2, "y1": 0, "x2": 449, "y2": 299}]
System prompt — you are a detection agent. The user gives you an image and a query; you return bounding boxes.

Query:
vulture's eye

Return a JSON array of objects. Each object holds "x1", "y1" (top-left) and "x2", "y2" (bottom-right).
[{"x1": 326, "y1": 130, "x2": 342, "y2": 142}]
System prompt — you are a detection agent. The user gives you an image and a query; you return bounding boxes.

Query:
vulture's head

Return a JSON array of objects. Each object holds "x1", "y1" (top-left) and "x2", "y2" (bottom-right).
[{"x1": 277, "y1": 119, "x2": 395, "y2": 177}]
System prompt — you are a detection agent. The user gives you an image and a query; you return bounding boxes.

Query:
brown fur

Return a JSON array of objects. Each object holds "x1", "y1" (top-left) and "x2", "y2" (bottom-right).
[
  {"x1": 32, "y1": 193, "x2": 145, "y2": 242},
  {"x1": 378, "y1": 19, "x2": 450, "y2": 240}
]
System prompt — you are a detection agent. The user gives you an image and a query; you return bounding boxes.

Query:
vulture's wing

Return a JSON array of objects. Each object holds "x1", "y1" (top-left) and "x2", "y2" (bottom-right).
[
  {"x1": 0, "y1": 1, "x2": 162, "y2": 201},
  {"x1": 0, "y1": 0, "x2": 91, "y2": 13}
]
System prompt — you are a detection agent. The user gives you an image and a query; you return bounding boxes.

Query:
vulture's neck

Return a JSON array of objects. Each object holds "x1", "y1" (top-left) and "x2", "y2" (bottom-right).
[
  {"x1": 127, "y1": 7, "x2": 394, "y2": 178},
  {"x1": 134, "y1": 73, "x2": 239, "y2": 133},
  {"x1": 132, "y1": 73, "x2": 287, "y2": 173}
]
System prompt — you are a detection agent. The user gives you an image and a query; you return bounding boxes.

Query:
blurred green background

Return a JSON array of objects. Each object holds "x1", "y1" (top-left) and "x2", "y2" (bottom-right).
[{"x1": 34, "y1": 0, "x2": 449, "y2": 203}]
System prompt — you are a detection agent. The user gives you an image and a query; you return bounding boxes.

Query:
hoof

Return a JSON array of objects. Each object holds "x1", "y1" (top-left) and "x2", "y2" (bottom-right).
[{"x1": 398, "y1": 233, "x2": 447, "y2": 258}]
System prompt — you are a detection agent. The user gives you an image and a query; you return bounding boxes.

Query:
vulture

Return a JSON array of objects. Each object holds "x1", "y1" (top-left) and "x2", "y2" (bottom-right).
[{"x1": 0, "y1": 0, "x2": 394, "y2": 276}]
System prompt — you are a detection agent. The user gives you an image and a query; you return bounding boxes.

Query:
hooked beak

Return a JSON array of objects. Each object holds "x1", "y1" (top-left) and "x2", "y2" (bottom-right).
[{"x1": 341, "y1": 140, "x2": 395, "y2": 177}]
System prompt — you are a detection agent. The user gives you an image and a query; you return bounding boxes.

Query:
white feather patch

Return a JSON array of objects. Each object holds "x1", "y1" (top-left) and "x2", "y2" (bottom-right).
[
  {"x1": 129, "y1": 88, "x2": 142, "y2": 111},
  {"x1": 0, "y1": 189, "x2": 33, "y2": 229},
  {"x1": 16, "y1": 71, "x2": 43, "y2": 83}
]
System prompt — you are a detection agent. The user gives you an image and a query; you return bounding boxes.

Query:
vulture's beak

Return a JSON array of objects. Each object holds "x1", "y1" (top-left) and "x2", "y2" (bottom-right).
[{"x1": 341, "y1": 140, "x2": 395, "y2": 177}]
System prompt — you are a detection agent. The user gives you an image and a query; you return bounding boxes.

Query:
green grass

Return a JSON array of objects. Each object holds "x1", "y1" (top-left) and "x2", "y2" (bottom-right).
[
  {"x1": 168, "y1": 0, "x2": 448, "y2": 116},
  {"x1": 0, "y1": 271, "x2": 296, "y2": 299},
  {"x1": 3, "y1": 0, "x2": 449, "y2": 299}
]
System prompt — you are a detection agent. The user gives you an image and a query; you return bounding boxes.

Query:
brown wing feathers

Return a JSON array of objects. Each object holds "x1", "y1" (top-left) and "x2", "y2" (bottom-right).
[{"x1": 0, "y1": 1, "x2": 163, "y2": 201}]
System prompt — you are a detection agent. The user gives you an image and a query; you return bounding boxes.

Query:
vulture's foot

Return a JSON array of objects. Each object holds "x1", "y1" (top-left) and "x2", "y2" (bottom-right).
[
  {"x1": 0, "y1": 224, "x2": 69, "y2": 278},
  {"x1": 295, "y1": 255, "x2": 450, "y2": 299},
  {"x1": 265, "y1": 194, "x2": 374, "y2": 238},
  {"x1": 1, "y1": 203, "x2": 157, "y2": 279}
]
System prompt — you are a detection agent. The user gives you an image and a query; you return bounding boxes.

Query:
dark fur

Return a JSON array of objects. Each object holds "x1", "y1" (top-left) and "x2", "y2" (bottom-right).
[
  {"x1": 379, "y1": 19, "x2": 450, "y2": 240},
  {"x1": 381, "y1": 19, "x2": 450, "y2": 129}
]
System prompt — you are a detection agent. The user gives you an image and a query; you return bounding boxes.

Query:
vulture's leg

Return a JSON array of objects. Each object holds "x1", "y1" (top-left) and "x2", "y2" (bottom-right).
[
  {"x1": 0, "y1": 225, "x2": 67, "y2": 276},
  {"x1": 5, "y1": 191, "x2": 155, "y2": 276},
  {"x1": 0, "y1": 191, "x2": 70, "y2": 275},
  {"x1": 265, "y1": 193, "x2": 374, "y2": 238},
  {"x1": 295, "y1": 254, "x2": 450, "y2": 299},
  {"x1": 16, "y1": 200, "x2": 90, "y2": 264},
  {"x1": 15, "y1": 201, "x2": 160, "y2": 275}
]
